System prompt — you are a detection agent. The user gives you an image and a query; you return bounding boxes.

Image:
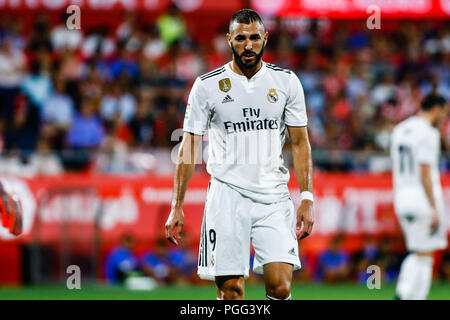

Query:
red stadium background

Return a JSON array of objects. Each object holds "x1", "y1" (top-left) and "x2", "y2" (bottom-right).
[{"x1": 0, "y1": 0, "x2": 449, "y2": 291}]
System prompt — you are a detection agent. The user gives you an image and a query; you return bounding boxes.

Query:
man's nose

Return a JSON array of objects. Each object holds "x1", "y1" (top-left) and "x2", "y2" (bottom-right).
[{"x1": 245, "y1": 40, "x2": 253, "y2": 51}]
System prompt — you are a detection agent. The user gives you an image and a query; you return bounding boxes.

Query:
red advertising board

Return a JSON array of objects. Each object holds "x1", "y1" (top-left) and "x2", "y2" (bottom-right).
[
  {"x1": 1, "y1": 172, "x2": 449, "y2": 246},
  {"x1": 0, "y1": 172, "x2": 449, "y2": 284}
]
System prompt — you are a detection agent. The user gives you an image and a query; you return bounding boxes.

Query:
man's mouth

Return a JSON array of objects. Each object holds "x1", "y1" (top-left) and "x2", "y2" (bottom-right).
[{"x1": 242, "y1": 54, "x2": 255, "y2": 62}]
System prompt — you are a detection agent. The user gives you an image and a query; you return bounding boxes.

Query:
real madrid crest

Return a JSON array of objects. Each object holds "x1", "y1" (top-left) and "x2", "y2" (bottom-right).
[
  {"x1": 267, "y1": 88, "x2": 278, "y2": 103},
  {"x1": 219, "y1": 78, "x2": 231, "y2": 92}
]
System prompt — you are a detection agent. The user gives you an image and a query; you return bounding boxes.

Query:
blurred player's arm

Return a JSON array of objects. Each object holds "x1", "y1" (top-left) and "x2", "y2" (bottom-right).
[
  {"x1": 0, "y1": 180, "x2": 23, "y2": 236},
  {"x1": 420, "y1": 164, "x2": 439, "y2": 230},
  {"x1": 165, "y1": 132, "x2": 203, "y2": 245},
  {"x1": 287, "y1": 126, "x2": 313, "y2": 240}
]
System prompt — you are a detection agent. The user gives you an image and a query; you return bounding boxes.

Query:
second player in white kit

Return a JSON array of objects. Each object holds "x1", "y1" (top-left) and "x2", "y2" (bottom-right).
[{"x1": 390, "y1": 93, "x2": 448, "y2": 300}]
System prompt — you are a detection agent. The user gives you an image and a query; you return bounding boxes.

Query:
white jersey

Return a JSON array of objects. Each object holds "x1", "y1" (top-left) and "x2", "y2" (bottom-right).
[
  {"x1": 183, "y1": 61, "x2": 308, "y2": 204},
  {"x1": 390, "y1": 116, "x2": 444, "y2": 214}
]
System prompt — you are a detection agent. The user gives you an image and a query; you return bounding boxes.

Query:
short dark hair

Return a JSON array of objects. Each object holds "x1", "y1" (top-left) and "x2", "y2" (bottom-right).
[
  {"x1": 229, "y1": 9, "x2": 264, "y2": 33},
  {"x1": 421, "y1": 93, "x2": 446, "y2": 111}
]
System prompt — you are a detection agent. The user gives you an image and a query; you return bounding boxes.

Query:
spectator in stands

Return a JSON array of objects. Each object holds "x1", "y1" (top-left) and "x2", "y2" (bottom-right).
[
  {"x1": 109, "y1": 42, "x2": 140, "y2": 84},
  {"x1": 50, "y1": 11, "x2": 83, "y2": 52},
  {"x1": 82, "y1": 26, "x2": 116, "y2": 60},
  {"x1": 105, "y1": 234, "x2": 139, "y2": 284},
  {"x1": 156, "y1": 3, "x2": 187, "y2": 49},
  {"x1": 67, "y1": 98, "x2": 104, "y2": 149},
  {"x1": 141, "y1": 237, "x2": 179, "y2": 285},
  {"x1": 93, "y1": 118, "x2": 129, "y2": 173},
  {"x1": 116, "y1": 11, "x2": 141, "y2": 54},
  {"x1": 129, "y1": 101, "x2": 154, "y2": 147},
  {"x1": 100, "y1": 81, "x2": 137, "y2": 124},
  {"x1": 318, "y1": 235, "x2": 351, "y2": 283},
  {"x1": 27, "y1": 14, "x2": 52, "y2": 53},
  {"x1": 141, "y1": 24, "x2": 166, "y2": 63},
  {"x1": 42, "y1": 76, "x2": 75, "y2": 129},
  {"x1": 0, "y1": 34, "x2": 26, "y2": 122},
  {"x1": 3, "y1": 94, "x2": 41, "y2": 153},
  {"x1": 21, "y1": 60, "x2": 52, "y2": 112},
  {"x1": 28, "y1": 138, "x2": 63, "y2": 175}
]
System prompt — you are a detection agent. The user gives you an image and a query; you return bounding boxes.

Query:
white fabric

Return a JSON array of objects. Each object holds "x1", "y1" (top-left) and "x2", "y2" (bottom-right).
[
  {"x1": 301, "y1": 191, "x2": 314, "y2": 202},
  {"x1": 396, "y1": 253, "x2": 434, "y2": 300},
  {"x1": 197, "y1": 178, "x2": 301, "y2": 281},
  {"x1": 396, "y1": 253, "x2": 419, "y2": 300},
  {"x1": 413, "y1": 255, "x2": 433, "y2": 300},
  {"x1": 390, "y1": 116, "x2": 447, "y2": 252},
  {"x1": 184, "y1": 61, "x2": 307, "y2": 204}
]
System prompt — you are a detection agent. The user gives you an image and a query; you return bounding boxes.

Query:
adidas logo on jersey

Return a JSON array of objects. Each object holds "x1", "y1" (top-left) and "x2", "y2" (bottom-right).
[
  {"x1": 288, "y1": 248, "x2": 296, "y2": 256},
  {"x1": 222, "y1": 95, "x2": 234, "y2": 103}
]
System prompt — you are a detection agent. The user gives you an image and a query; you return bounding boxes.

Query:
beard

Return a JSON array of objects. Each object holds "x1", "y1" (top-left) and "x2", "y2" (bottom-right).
[{"x1": 231, "y1": 43, "x2": 265, "y2": 72}]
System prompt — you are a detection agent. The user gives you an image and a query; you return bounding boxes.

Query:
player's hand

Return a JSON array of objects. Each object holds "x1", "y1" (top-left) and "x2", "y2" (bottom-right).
[
  {"x1": 165, "y1": 207, "x2": 184, "y2": 246},
  {"x1": 430, "y1": 207, "x2": 439, "y2": 234},
  {"x1": 296, "y1": 200, "x2": 314, "y2": 240}
]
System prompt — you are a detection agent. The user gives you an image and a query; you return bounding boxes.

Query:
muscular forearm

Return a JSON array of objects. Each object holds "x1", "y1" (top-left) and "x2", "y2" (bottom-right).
[
  {"x1": 172, "y1": 162, "x2": 196, "y2": 209},
  {"x1": 291, "y1": 141, "x2": 313, "y2": 193},
  {"x1": 171, "y1": 133, "x2": 201, "y2": 209}
]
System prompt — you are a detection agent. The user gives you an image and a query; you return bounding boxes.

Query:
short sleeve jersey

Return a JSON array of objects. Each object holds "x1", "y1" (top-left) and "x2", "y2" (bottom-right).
[
  {"x1": 390, "y1": 116, "x2": 443, "y2": 205},
  {"x1": 183, "y1": 61, "x2": 308, "y2": 204}
]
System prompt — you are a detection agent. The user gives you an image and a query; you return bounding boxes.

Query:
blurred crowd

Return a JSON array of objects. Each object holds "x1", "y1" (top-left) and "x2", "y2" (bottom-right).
[
  {"x1": 0, "y1": 6, "x2": 449, "y2": 175},
  {"x1": 105, "y1": 233, "x2": 450, "y2": 286}
]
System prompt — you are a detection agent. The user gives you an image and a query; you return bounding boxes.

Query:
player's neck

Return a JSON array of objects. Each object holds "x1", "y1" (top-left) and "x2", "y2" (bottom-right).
[
  {"x1": 230, "y1": 59, "x2": 262, "y2": 80},
  {"x1": 417, "y1": 111, "x2": 434, "y2": 125}
]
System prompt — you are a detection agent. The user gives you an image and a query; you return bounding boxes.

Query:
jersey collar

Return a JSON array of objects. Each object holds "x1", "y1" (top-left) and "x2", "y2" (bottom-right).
[{"x1": 225, "y1": 60, "x2": 267, "y2": 81}]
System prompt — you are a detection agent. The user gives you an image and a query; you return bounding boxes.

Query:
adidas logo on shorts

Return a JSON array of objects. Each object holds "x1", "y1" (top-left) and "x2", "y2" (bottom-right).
[
  {"x1": 288, "y1": 248, "x2": 296, "y2": 256},
  {"x1": 222, "y1": 95, "x2": 234, "y2": 103}
]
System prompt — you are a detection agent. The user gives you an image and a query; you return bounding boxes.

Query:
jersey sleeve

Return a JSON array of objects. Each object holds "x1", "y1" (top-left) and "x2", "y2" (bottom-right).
[
  {"x1": 284, "y1": 72, "x2": 308, "y2": 127},
  {"x1": 183, "y1": 77, "x2": 210, "y2": 135},
  {"x1": 416, "y1": 129, "x2": 439, "y2": 165}
]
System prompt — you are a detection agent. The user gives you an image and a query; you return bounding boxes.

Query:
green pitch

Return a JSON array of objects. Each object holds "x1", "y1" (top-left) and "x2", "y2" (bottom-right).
[{"x1": 1, "y1": 282, "x2": 449, "y2": 300}]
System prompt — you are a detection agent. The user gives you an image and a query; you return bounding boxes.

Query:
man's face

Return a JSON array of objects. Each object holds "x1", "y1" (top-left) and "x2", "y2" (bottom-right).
[{"x1": 227, "y1": 21, "x2": 268, "y2": 71}]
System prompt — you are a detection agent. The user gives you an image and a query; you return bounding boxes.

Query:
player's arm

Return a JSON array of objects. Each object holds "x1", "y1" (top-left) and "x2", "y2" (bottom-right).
[
  {"x1": 0, "y1": 180, "x2": 23, "y2": 236},
  {"x1": 420, "y1": 164, "x2": 439, "y2": 230},
  {"x1": 165, "y1": 132, "x2": 203, "y2": 245},
  {"x1": 287, "y1": 126, "x2": 314, "y2": 240},
  {"x1": 165, "y1": 77, "x2": 209, "y2": 245}
]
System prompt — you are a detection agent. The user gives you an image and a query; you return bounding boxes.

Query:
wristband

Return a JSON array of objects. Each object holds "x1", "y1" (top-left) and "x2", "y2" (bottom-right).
[{"x1": 301, "y1": 191, "x2": 314, "y2": 202}]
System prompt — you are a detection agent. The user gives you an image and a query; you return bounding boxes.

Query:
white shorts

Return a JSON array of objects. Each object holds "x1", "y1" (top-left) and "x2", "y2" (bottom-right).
[
  {"x1": 395, "y1": 191, "x2": 447, "y2": 252},
  {"x1": 197, "y1": 178, "x2": 301, "y2": 281}
]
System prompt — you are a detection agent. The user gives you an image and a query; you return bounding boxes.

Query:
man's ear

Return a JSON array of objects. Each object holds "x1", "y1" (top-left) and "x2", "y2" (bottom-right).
[
  {"x1": 264, "y1": 32, "x2": 269, "y2": 47},
  {"x1": 226, "y1": 33, "x2": 231, "y2": 47}
]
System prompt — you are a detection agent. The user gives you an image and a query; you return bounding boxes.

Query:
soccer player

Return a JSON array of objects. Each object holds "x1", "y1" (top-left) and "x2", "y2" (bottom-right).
[
  {"x1": 0, "y1": 179, "x2": 22, "y2": 236},
  {"x1": 390, "y1": 93, "x2": 448, "y2": 300},
  {"x1": 165, "y1": 9, "x2": 314, "y2": 300}
]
